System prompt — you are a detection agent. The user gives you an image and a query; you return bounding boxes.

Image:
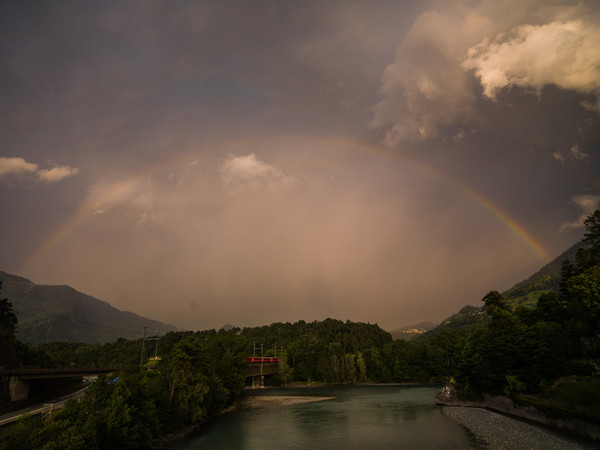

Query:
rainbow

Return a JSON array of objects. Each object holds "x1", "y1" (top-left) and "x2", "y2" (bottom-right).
[
  {"x1": 407, "y1": 159, "x2": 550, "y2": 261},
  {"x1": 344, "y1": 139, "x2": 550, "y2": 262},
  {"x1": 20, "y1": 162, "x2": 176, "y2": 275},
  {"x1": 20, "y1": 136, "x2": 551, "y2": 274}
]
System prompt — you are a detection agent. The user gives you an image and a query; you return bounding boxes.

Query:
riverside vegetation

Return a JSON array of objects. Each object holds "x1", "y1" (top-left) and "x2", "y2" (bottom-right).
[{"x1": 1, "y1": 210, "x2": 600, "y2": 448}]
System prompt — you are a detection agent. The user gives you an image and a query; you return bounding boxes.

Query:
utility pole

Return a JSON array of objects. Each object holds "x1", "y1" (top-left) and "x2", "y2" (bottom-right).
[
  {"x1": 140, "y1": 327, "x2": 147, "y2": 366},
  {"x1": 154, "y1": 331, "x2": 160, "y2": 359},
  {"x1": 253, "y1": 342, "x2": 263, "y2": 358},
  {"x1": 260, "y1": 343, "x2": 264, "y2": 380},
  {"x1": 140, "y1": 328, "x2": 161, "y2": 368}
]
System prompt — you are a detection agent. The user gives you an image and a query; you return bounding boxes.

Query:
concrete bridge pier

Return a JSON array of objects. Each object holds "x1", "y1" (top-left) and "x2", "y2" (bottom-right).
[
  {"x1": 8, "y1": 377, "x2": 30, "y2": 402},
  {"x1": 251, "y1": 375, "x2": 264, "y2": 389}
]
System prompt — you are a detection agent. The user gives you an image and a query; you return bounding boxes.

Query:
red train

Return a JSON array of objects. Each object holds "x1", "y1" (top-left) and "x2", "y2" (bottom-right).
[{"x1": 246, "y1": 357, "x2": 279, "y2": 363}]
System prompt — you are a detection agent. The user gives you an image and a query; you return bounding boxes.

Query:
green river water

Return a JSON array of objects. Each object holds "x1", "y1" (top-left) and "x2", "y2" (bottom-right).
[{"x1": 173, "y1": 385, "x2": 476, "y2": 449}]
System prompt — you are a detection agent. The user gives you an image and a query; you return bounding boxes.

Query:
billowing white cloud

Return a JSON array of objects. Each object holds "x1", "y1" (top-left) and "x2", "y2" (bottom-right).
[
  {"x1": 370, "y1": 9, "x2": 490, "y2": 145},
  {"x1": 220, "y1": 153, "x2": 295, "y2": 189},
  {"x1": 560, "y1": 194, "x2": 600, "y2": 231},
  {"x1": 37, "y1": 165, "x2": 80, "y2": 183},
  {"x1": 82, "y1": 154, "x2": 296, "y2": 227},
  {"x1": 464, "y1": 20, "x2": 600, "y2": 111},
  {"x1": 0, "y1": 157, "x2": 38, "y2": 177},
  {"x1": 371, "y1": 2, "x2": 600, "y2": 146},
  {"x1": 0, "y1": 156, "x2": 79, "y2": 187}
]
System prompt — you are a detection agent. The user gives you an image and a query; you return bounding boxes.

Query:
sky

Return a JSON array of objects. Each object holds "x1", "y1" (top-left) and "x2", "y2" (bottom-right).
[{"x1": 1, "y1": 0, "x2": 600, "y2": 332}]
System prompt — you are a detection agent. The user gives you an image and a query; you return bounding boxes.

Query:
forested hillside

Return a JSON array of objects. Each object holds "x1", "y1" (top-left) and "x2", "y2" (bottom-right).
[
  {"x1": 502, "y1": 241, "x2": 583, "y2": 307},
  {"x1": 448, "y1": 211, "x2": 600, "y2": 425},
  {"x1": 0, "y1": 271, "x2": 178, "y2": 345},
  {"x1": 415, "y1": 240, "x2": 585, "y2": 340}
]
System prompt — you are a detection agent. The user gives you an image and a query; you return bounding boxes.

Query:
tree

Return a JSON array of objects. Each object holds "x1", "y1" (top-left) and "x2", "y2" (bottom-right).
[
  {"x1": 163, "y1": 335, "x2": 210, "y2": 424},
  {"x1": 4, "y1": 415, "x2": 45, "y2": 449},
  {"x1": 536, "y1": 292, "x2": 564, "y2": 323},
  {"x1": 0, "y1": 282, "x2": 18, "y2": 340},
  {"x1": 481, "y1": 290, "x2": 508, "y2": 317},
  {"x1": 457, "y1": 305, "x2": 526, "y2": 394},
  {"x1": 575, "y1": 246, "x2": 596, "y2": 273},
  {"x1": 575, "y1": 209, "x2": 600, "y2": 272},
  {"x1": 566, "y1": 265, "x2": 600, "y2": 358},
  {"x1": 559, "y1": 260, "x2": 576, "y2": 304},
  {"x1": 519, "y1": 321, "x2": 570, "y2": 391},
  {"x1": 205, "y1": 330, "x2": 247, "y2": 407},
  {"x1": 355, "y1": 351, "x2": 367, "y2": 383},
  {"x1": 583, "y1": 209, "x2": 600, "y2": 252}
]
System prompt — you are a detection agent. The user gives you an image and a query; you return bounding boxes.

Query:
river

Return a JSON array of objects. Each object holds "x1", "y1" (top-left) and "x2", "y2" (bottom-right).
[{"x1": 173, "y1": 385, "x2": 476, "y2": 449}]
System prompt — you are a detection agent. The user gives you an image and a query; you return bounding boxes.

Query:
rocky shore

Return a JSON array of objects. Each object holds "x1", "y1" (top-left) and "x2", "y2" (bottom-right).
[
  {"x1": 435, "y1": 385, "x2": 599, "y2": 448},
  {"x1": 441, "y1": 406, "x2": 595, "y2": 449}
]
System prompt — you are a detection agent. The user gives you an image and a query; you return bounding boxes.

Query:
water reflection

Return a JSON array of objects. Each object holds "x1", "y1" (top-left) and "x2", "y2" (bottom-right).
[{"x1": 174, "y1": 386, "x2": 475, "y2": 449}]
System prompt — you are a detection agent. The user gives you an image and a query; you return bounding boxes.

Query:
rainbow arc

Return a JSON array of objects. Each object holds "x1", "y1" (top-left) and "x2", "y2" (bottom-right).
[{"x1": 20, "y1": 137, "x2": 550, "y2": 275}]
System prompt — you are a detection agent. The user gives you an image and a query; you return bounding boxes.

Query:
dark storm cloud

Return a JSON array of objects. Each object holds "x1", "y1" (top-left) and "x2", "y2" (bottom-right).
[
  {"x1": 371, "y1": 0, "x2": 600, "y2": 144},
  {"x1": 369, "y1": 0, "x2": 600, "y2": 246},
  {"x1": 1, "y1": 0, "x2": 599, "y2": 331}
]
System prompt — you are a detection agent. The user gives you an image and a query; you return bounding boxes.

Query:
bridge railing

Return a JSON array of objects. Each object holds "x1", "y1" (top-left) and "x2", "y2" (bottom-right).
[{"x1": 0, "y1": 366, "x2": 120, "y2": 376}]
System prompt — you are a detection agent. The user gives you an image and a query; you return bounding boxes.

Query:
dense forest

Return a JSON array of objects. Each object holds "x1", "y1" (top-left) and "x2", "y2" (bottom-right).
[
  {"x1": 1, "y1": 211, "x2": 599, "y2": 448},
  {"x1": 4, "y1": 332, "x2": 248, "y2": 449}
]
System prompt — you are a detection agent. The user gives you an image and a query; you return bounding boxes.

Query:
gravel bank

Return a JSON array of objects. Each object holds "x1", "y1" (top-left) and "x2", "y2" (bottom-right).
[
  {"x1": 242, "y1": 395, "x2": 334, "y2": 408},
  {"x1": 441, "y1": 406, "x2": 595, "y2": 449}
]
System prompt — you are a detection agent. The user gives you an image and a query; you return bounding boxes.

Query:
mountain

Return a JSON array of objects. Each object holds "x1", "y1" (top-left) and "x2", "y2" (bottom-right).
[
  {"x1": 502, "y1": 241, "x2": 583, "y2": 307},
  {"x1": 417, "y1": 241, "x2": 585, "y2": 340},
  {"x1": 0, "y1": 271, "x2": 178, "y2": 345},
  {"x1": 416, "y1": 305, "x2": 487, "y2": 341},
  {"x1": 389, "y1": 322, "x2": 437, "y2": 340}
]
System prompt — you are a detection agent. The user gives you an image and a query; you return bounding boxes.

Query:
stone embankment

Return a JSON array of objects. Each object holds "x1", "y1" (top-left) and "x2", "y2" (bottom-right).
[{"x1": 435, "y1": 385, "x2": 600, "y2": 447}]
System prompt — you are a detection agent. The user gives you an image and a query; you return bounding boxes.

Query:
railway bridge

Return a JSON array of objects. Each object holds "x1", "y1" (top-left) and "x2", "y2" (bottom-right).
[{"x1": 244, "y1": 358, "x2": 280, "y2": 388}]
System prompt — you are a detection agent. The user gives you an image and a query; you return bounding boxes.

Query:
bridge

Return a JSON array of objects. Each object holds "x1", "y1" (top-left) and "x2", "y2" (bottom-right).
[
  {"x1": 0, "y1": 367, "x2": 118, "y2": 403},
  {"x1": 244, "y1": 360, "x2": 280, "y2": 388},
  {"x1": 0, "y1": 367, "x2": 117, "y2": 380},
  {"x1": 0, "y1": 359, "x2": 281, "y2": 428},
  {"x1": 1, "y1": 357, "x2": 280, "y2": 406}
]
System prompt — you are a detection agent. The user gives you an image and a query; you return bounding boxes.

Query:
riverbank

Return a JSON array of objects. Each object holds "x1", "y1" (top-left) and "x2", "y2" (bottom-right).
[
  {"x1": 435, "y1": 384, "x2": 600, "y2": 442},
  {"x1": 441, "y1": 406, "x2": 596, "y2": 449},
  {"x1": 240, "y1": 395, "x2": 334, "y2": 408}
]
